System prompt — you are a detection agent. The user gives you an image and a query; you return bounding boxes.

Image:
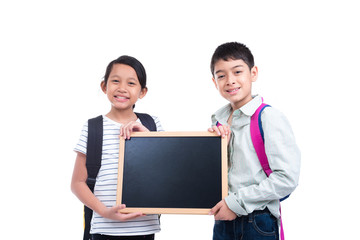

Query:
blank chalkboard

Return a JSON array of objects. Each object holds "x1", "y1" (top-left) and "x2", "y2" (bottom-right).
[{"x1": 116, "y1": 132, "x2": 228, "y2": 214}]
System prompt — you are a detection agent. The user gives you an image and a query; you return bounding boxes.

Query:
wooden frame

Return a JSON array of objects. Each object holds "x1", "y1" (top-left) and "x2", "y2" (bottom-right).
[{"x1": 116, "y1": 131, "x2": 228, "y2": 214}]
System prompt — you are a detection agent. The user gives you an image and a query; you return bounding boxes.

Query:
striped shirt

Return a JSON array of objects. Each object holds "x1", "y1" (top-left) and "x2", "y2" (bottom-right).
[{"x1": 74, "y1": 115, "x2": 163, "y2": 236}]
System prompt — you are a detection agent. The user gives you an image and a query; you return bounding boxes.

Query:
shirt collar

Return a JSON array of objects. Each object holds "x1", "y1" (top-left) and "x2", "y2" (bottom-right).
[
  {"x1": 239, "y1": 95, "x2": 263, "y2": 117},
  {"x1": 213, "y1": 95, "x2": 263, "y2": 121},
  {"x1": 213, "y1": 103, "x2": 231, "y2": 120}
]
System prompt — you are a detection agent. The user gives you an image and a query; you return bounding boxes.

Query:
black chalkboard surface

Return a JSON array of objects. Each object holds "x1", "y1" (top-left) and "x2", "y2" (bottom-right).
[{"x1": 116, "y1": 132, "x2": 228, "y2": 214}]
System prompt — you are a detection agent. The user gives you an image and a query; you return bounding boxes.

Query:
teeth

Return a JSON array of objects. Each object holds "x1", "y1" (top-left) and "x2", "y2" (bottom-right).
[
  {"x1": 116, "y1": 96, "x2": 127, "y2": 99},
  {"x1": 228, "y1": 88, "x2": 239, "y2": 92}
]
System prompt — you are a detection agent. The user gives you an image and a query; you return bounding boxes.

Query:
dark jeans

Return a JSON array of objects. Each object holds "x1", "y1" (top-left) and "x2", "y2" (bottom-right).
[
  {"x1": 91, "y1": 234, "x2": 154, "y2": 240},
  {"x1": 213, "y1": 209, "x2": 279, "y2": 240}
]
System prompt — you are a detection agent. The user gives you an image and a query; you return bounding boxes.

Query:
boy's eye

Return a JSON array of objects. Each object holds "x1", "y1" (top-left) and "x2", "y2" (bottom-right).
[{"x1": 217, "y1": 75, "x2": 225, "y2": 79}]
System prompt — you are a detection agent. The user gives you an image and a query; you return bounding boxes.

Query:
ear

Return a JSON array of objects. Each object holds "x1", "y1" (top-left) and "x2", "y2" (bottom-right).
[
  {"x1": 251, "y1": 66, "x2": 258, "y2": 82},
  {"x1": 100, "y1": 81, "x2": 107, "y2": 93},
  {"x1": 139, "y1": 87, "x2": 148, "y2": 99},
  {"x1": 212, "y1": 77, "x2": 219, "y2": 90}
]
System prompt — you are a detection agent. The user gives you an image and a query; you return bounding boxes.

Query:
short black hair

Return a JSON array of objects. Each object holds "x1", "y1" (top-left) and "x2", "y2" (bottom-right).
[
  {"x1": 210, "y1": 42, "x2": 254, "y2": 76},
  {"x1": 103, "y1": 55, "x2": 147, "y2": 89}
]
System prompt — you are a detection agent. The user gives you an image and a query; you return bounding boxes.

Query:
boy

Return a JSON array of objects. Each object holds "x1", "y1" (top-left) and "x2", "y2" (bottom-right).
[{"x1": 208, "y1": 42, "x2": 300, "y2": 240}]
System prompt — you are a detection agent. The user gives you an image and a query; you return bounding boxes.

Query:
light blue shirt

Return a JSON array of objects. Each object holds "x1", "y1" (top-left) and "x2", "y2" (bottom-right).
[{"x1": 211, "y1": 95, "x2": 301, "y2": 218}]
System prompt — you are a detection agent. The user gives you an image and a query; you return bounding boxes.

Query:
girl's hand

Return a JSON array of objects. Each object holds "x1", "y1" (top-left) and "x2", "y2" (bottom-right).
[
  {"x1": 101, "y1": 204, "x2": 145, "y2": 221},
  {"x1": 208, "y1": 123, "x2": 231, "y2": 144},
  {"x1": 120, "y1": 121, "x2": 149, "y2": 139},
  {"x1": 209, "y1": 199, "x2": 237, "y2": 221}
]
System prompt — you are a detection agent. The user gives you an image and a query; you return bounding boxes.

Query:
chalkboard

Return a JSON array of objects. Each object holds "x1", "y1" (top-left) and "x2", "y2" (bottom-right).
[{"x1": 116, "y1": 132, "x2": 228, "y2": 214}]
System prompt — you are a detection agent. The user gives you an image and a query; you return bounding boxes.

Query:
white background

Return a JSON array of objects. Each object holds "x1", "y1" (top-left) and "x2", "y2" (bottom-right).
[{"x1": 1, "y1": 0, "x2": 359, "y2": 239}]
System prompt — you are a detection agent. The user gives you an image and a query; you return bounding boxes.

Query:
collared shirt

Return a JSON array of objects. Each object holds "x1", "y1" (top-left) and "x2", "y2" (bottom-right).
[{"x1": 211, "y1": 95, "x2": 301, "y2": 218}]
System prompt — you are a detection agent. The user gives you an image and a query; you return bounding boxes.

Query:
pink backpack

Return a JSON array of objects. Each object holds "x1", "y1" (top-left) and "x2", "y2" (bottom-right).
[{"x1": 250, "y1": 101, "x2": 287, "y2": 240}]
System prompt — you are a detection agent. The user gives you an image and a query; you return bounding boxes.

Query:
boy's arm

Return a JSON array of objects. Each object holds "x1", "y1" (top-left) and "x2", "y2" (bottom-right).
[
  {"x1": 226, "y1": 108, "x2": 301, "y2": 216},
  {"x1": 71, "y1": 152, "x2": 144, "y2": 221},
  {"x1": 209, "y1": 199, "x2": 237, "y2": 221},
  {"x1": 208, "y1": 124, "x2": 231, "y2": 144}
]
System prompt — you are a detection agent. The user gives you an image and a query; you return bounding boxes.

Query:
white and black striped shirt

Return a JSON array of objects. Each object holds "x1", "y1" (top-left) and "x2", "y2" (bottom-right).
[{"x1": 74, "y1": 115, "x2": 163, "y2": 236}]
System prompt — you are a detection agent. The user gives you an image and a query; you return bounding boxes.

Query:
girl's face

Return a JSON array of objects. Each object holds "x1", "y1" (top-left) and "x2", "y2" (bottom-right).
[{"x1": 101, "y1": 63, "x2": 147, "y2": 111}]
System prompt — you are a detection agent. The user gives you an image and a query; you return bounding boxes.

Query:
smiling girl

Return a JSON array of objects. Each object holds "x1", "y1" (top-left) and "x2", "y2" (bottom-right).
[{"x1": 71, "y1": 55, "x2": 162, "y2": 240}]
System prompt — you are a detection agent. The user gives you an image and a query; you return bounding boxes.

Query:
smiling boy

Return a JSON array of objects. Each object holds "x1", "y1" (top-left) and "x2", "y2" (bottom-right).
[{"x1": 208, "y1": 42, "x2": 301, "y2": 240}]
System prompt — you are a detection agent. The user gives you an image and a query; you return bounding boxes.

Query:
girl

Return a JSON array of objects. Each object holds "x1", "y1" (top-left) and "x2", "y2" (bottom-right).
[{"x1": 71, "y1": 55, "x2": 163, "y2": 240}]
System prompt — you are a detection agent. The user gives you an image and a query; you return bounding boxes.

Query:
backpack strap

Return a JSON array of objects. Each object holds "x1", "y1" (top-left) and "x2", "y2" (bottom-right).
[
  {"x1": 135, "y1": 112, "x2": 157, "y2": 131},
  {"x1": 251, "y1": 102, "x2": 291, "y2": 202},
  {"x1": 84, "y1": 115, "x2": 103, "y2": 240},
  {"x1": 85, "y1": 113, "x2": 155, "y2": 187},
  {"x1": 86, "y1": 115, "x2": 103, "y2": 188},
  {"x1": 83, "y1": 113, "x2": 155, "y2": 240},
  {"x1": 250, "y1": 102, "x2": 286, "y2": 240},
  {"x1": 250, "y1": 103, "x2": 272, "y2": 176}
]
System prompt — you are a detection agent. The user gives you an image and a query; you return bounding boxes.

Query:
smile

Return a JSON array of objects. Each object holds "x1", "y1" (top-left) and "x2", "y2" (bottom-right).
[
  {"x1": 115, "y1": 95, "x2": 129, "y2": 102},
  {"x1": 226, "y1": 87, "x2": 240, "y2": 95}
]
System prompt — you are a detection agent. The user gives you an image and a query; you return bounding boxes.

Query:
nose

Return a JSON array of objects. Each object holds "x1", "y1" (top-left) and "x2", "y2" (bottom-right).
[
  {"x1": 226, "y1": 75, "x2": 236, "y2": 85},
  {"x1": 117, "y1": 83, "x2": 127, "y2": 92}
]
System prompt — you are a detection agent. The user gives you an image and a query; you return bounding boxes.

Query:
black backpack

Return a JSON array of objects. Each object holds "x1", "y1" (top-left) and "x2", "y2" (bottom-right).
[{"x1": 84, "y1": 113, "x2": 157, "y2": 240}]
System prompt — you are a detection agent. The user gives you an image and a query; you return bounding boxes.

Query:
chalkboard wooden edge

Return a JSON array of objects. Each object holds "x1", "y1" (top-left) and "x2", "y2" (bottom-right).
[
  {"x1": 130, "y1": 131, "x2": 222, "y2": 137},
  {"x1": 221, "y1": 133, "x2": 228, "y2": 198},
  {"x1": 119, "y1": 207, "x2": 211, "y2": 215},
  {"x1": 116, "y1": 137, "x2": 125, "y2": 210},
  {"x1": 116, "y1": 131, "x2": 228, "y2": 215}
]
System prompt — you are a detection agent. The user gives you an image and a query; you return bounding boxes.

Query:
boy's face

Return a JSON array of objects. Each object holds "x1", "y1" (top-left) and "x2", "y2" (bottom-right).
[{"x1": 212, "y1": 59, "x2": 258, "y2": 110}]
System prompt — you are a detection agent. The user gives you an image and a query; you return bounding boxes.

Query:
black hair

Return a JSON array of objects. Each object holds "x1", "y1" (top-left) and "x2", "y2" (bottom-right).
[
  {"x1": 103, "y1": 55, "x2": 147, "y2": 89},
  {"x1": 210, "y1": 42, "x2": 254, "y2": 76}
]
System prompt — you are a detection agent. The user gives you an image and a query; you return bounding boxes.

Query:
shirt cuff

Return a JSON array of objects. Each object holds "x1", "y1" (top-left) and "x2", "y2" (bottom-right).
[{"x1": 225, "y1": 193, "x2": 248, "y2": 216}]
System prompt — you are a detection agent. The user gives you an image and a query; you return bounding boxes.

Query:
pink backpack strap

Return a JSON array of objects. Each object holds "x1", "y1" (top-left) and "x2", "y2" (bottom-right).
[
  {"x1": 250, "y1": 102, "x2": 272, "y2": 176},
  {"x1": 280, "y1": 206, "x2": 285, "y2": 240},
  {"x1": 250, "y1": 100, "x2": 285, "y2": 240}
]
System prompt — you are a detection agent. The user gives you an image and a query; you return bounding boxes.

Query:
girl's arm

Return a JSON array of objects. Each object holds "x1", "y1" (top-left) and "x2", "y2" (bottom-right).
[
  {"x1": 120, "y1": 121, "x2": 149, "y2": 139},
  {"x1": 71, "y1": 152, "x2": 144, "y2": 221}
]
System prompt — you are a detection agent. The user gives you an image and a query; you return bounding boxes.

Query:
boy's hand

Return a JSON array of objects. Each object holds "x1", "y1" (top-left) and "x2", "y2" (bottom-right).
[
  {"x1": 102, "y1": 204, "x2": 145, "y2": 221},
  {"x1": 120, "y1": 121, "x2": 150, "y2": 139},
  {"x1": 208, "y1": 123, "x2": 231, "y2": 144},
  {"x1": 209, "y1": 200, "x2": 237, "y2": 221}
]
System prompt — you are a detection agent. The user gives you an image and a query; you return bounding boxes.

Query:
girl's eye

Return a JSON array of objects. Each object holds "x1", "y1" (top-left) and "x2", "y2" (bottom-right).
[
  {"x1": 235, "y1": 71, "x2": 242, "y2": 74},
  {"x1": 128, "y1": 82, "x2": 136, "y2": 85}
]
